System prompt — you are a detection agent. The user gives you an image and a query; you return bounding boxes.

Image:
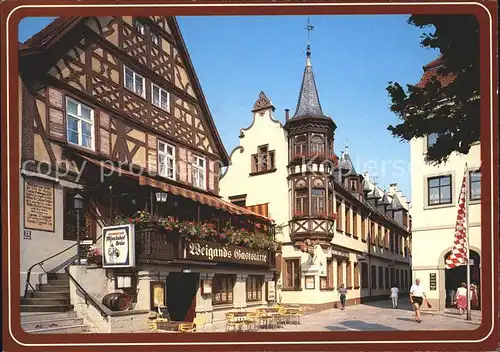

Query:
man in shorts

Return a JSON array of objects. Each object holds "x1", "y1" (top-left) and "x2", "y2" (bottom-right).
[{"x1": 409, "y1": 278, "x2": 426, "y2": 323}]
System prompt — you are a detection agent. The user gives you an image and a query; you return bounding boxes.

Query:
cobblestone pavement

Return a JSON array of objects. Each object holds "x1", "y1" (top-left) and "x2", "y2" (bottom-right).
[{"x1": 213, "y1": 300, "x2": 481, "y2": 332}]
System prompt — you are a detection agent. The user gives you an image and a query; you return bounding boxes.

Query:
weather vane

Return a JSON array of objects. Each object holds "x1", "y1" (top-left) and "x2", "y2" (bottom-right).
[{"x1": 305, "y1": 17, "x2": 314, "y2": 55}]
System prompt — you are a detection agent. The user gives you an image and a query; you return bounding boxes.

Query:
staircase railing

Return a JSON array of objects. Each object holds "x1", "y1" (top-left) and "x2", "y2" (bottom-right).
[
  {"x1": 23, "y1": 234, "x2": 103, "y2": 299},
  {"x1": 64, "y1": 266, "x2": 109, "y2": 319}
]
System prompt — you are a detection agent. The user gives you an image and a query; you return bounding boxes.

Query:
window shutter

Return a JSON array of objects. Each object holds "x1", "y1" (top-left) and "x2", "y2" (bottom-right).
[
  {"x1": 208, "y1": 159, "x2": 215, "y2": 193},
  {"x1": 99, "y1": 111, "x2": 111, "y2": 157},
  {"x1": 147, "y1": 134, "x2": 158, "y2": 174},
  {"x1": 47, "y1": 88, "x2": 66, "y2": 141},
  {"x1": 177, "y1": 147, "x2": 188, "y2": 183}
]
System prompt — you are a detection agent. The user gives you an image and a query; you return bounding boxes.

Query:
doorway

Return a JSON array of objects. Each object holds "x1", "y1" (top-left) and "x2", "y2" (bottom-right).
[
  {"x1": 444, "y1": 250, "x2": 480, "y2": 309},
  {"x1": 166, "y1": 272, "x2": 199, "y2": 322}
]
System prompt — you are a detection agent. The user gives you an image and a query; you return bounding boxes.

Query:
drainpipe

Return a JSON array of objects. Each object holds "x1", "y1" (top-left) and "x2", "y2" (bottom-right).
[{"x1": 367, "y1": 212, "x2": 372, "y2": 299}]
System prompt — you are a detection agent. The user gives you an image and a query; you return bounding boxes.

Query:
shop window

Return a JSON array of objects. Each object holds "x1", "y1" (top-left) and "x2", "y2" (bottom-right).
[
  {"x1": 354, "y1": 262, "x2": 360, "y2": 288},
  {"x1": 385, "y1": 267, "x2": 390, "y2": 289},
  {"x1": 246, "y1": 275, "x2": 263, "y2": 302},
  {"x1": 321, "y1": 259, "x2": 334, "y2": 290},
  {"x1": 212, "y1": 274, "x2": 235, "y2": 305},
  {"x1": 346, "y1": 261, "x2": 352, "y2": 288},
  {"x1": 337, "y1": 260, "x2": 344, "y2": 287},
  {"x1": 361, "y1": 262, "x2": 368, "y2": 289},
  {"x1": 283, "y1": 259, "x2": 301, "y2": 290},
  {"x1": 378, "y1": 266, "x2": 384, "y2": 289},
  {"x1": 371, "y1": 265, "x2": 377, "y2": 289}
]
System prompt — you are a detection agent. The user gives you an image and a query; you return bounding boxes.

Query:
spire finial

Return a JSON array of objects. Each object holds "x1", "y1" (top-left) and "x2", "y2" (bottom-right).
[{"x1": 305, "y1": 17, "x2": 314, "y2": 66}]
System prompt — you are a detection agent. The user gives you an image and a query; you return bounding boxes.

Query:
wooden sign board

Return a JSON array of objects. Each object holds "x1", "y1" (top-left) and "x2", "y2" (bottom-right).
[
  {"x1": 429, "y1": 273, "x2": 437, "y2": 291},
  {"x1": 185, "y1": 241, "x2": 270, "y2": 266},
  {"x1": 266, "y1": 281, "x2": 276, "y2": 302},
  {"x1": 24, "y1": 178, "x2": 55, "y2": 232}
]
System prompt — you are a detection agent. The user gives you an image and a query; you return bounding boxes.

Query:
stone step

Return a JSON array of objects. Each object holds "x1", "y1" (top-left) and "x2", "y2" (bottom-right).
[
  {"x1": 21, "y1": 298, "x2": 71, "y2": 306},
  {"x1": 21, "y1": 311, "x2": 77, "y2": 322},
  {"x1": 22, "y1": 317, "x2": 84, "y2": 331},
  {"x1": 20, "y1": 305, "x2": 74, "y2": 313},
  {"x1": 24, "y1": 324, "x2": 90, "y2": 334},
  {"x1": 47, "y1": 273, "x2": 69, "y2": 280},
  {"x1": 47, "y1": 279, "x2": 70, "y2": 286},
  {"x1": 32, "y1": 291, "x2": 70, "y2": 299},
  {"x1": 38, "y1": 284, "x2": 71, "y2": 292}
]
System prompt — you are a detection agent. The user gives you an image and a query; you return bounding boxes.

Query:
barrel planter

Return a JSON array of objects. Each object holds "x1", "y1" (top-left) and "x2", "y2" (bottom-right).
[{"x1": 102, "y1": 292, "x2": 131, "y2": 311}]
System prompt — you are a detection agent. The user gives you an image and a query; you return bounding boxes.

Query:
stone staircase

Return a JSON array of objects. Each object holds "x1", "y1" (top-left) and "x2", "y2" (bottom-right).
[{"x1": 21, "y1": 272, "x2": 90, "y2": 334}]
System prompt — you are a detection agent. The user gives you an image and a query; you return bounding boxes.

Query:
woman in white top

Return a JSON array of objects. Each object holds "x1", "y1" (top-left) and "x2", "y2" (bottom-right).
[
  {"x1": 454, "y1": 282, "x2": 467, "y2": 315},
  {"x1": 389, "y1": 284, "x2": 399, "y2": 308}
]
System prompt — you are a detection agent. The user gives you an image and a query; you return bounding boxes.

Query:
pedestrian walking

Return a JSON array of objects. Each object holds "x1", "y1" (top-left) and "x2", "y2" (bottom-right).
[
  {"x1": 454, "y1": 282, "x2": 467, "y2": 315},
  {"x1": 409, "y1": 278, "x2": 427, "y2": 323},
  {"x1": 389, "y1": 284, "x2": 399, "y2": 308},
  {"x1": 338, "y1": 284, "x2": 348, "y2": 310}
]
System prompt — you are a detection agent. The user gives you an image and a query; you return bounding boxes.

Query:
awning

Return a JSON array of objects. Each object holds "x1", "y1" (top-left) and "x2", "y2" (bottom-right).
[{"x1": 78, "y1": 154, "x2": 273, "y2": 223}]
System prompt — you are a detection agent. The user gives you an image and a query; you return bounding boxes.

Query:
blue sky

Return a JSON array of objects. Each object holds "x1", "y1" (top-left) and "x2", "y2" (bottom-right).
[{"x1": 19, "y1": 15, "x2": 440, "y2": 200}]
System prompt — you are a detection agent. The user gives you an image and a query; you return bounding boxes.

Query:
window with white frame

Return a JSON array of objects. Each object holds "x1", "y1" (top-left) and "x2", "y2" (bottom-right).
[
  {"x1": 152, "y1": 83, "x2": 170, "y2": 112},
  {"x1": 193, "y1": 155, "x2": 206, "y2": 189},
  {"x1": 124, "y1": 66, "x2": 146, "y2": 98},
  {"x1": 66, "y1": 97, "x2": 94, "y2": 150},
  {"x1": 158, "y1": 140, "x2": 175, "y2": 180}
]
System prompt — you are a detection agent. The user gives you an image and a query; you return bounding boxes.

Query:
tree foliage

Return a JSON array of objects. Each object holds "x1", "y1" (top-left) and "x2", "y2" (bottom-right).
[{"x1": 386, "y1": 15, "x2": 480, "y2": 164}]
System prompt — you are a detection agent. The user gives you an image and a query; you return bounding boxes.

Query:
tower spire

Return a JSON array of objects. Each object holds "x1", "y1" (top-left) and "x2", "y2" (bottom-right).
[{"x1": 291, "y1": 18, "x2": 326, "y2": 120}]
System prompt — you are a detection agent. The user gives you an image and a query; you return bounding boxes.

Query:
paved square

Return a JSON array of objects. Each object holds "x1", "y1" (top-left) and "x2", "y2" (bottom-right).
[{"x1": 213, "y1": 300, "x2": 481, "y2": 332}]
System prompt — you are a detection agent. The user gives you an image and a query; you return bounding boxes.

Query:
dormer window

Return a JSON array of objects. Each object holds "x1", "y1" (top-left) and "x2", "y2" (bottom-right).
[{"x1": 350, "y1": 179, "x2": 357, "y2": 192}]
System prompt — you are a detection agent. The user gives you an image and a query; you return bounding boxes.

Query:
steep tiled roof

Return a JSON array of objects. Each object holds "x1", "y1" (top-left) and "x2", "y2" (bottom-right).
[
  {"x1": 22, "y1": 17, "x2": 77, "y2": 47},
  {"x1": 417, "y1": 56, "x2": 456, "y2": 88}
]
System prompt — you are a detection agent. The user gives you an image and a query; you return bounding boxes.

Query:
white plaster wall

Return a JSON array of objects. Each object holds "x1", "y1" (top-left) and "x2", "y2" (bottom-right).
[
  {"x1": 219, "y1": 109, "x2": 290, "y2": 242},
  {"x1": 20, "y1": 175, "x2": 79, "y2": 295},
  {"x1": 410, "y1": 138, "x2": 481, "y2": 310}
]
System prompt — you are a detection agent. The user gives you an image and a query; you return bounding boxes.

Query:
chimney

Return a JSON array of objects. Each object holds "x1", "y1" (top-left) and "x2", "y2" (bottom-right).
[{"x1": 285, "y1": 109, "x2": 290, "y2": 122}]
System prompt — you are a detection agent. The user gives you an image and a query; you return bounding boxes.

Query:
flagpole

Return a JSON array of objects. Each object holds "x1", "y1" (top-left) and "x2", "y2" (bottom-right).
[{"x1": 465, "y1": 163, "x2": 471, "y2": 321}]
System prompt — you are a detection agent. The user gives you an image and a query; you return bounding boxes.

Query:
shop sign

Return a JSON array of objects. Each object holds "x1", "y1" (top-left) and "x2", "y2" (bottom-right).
[
  {"x1": 429, "y1": 273, "x2": 437, "y2": 291},
  {"x1": 330, "y1": 246, "x2": 350, "y2": 260},
  {"x1": 102, "y1": 224, "x2": 135, "y2": 268},
  {"x1": 185, "y1": 241, "x2": 269, "y2": 266},
  {"x1": 266, "y1": 281, "x2": 276, "y2": 301}
]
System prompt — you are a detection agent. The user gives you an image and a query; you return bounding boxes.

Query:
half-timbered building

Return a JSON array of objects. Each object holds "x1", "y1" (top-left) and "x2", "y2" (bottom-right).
[
  {"x1": 220, "y1": 43, "x2": 412, "y2": 311},
  {"x1": 19, "y1": 16, "x2": 277, "y2": 333}
]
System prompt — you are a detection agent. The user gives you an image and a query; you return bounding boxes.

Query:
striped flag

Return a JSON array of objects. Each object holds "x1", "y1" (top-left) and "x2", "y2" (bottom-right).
[{"x1": 445, "y1": 168, "x2": 469, "y2": 269}]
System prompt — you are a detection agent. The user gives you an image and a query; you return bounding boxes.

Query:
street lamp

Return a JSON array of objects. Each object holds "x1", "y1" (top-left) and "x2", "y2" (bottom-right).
[
  {"x1": 155, "y1": 191, "x2": 168, "y2": 203},
  {"x1": 155, "y1": 191, "x2": 168, "y2": 216},
  {"x1": 74, "y1": 194, "x2": 84, "y2": 265}
]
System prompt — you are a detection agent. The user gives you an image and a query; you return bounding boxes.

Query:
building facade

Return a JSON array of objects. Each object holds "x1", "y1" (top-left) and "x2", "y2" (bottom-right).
[
  {"x1": 220, "y1": 45, "x2": 412, "y2": 311},
  {"x1": 19, "y1": 16, "x2": 278, "y2": 333},
  {"x1": 409, "y1": 58, "x2": 482, "y2": 311}
]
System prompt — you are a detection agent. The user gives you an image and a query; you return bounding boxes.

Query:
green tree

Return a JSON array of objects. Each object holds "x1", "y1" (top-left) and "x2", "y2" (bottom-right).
[{"x1": 386, "y1": 15, "x2": 480, "y2": 164}]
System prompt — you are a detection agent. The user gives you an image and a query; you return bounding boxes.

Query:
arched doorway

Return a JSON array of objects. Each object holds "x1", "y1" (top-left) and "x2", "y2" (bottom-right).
[{"x1": 444, "y1": 250, "x2": 480, "y2": 309}]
